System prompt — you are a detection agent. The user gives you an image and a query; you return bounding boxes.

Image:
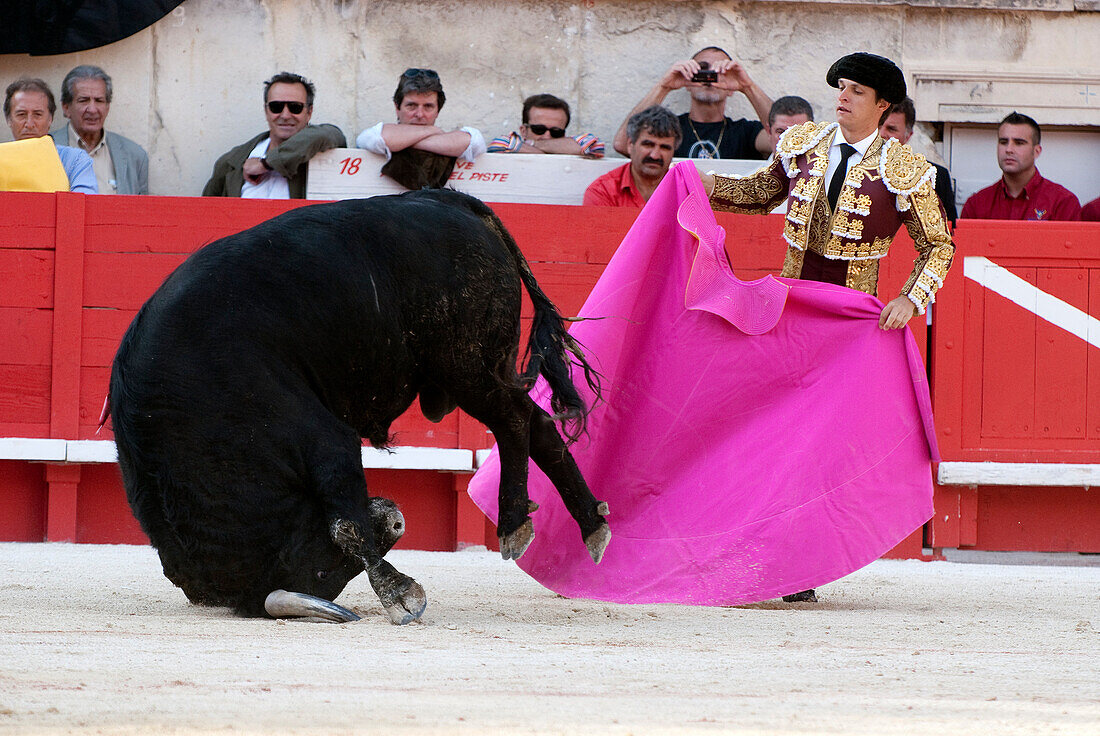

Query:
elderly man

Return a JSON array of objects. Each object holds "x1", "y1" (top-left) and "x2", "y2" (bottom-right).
[
  {"x1": 879, "y1": 97, "x2": 957, "y2": 226},
  {"x1": 203, "y1": 72, "x2": 345, "y2": 198},
  {"x1": 49, "y1": 65, "x2": 148, "y2": 195},
  {"x1": 356, "y1": 68, "x2": 485, "y2": 189},
  {"x1": 613, "y1": 46, "x2": 772, "y2": 160},
  {"x1": 960, "y1": 112, "x2": 1080, "y2": 221},
  {"x1": 487, "y1": 93, "x2": 603, "y2": 157},
  {"x1": 4, "y1": 78, "x2": 96, "y2": 193},
  {"x1": 584, "y1": 105, "x2": 680, "y2": 207},
  {"x1": 766, "y1": 96, "x2": 814, "y2": 154},
  {"x1": 701, "y1": 53, "x2": 955, "y2": 603}
]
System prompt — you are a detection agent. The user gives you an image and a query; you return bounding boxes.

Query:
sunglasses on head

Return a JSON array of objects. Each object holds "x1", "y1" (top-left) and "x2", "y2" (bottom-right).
[
  {"x1": 526, "y1": 124, "x2": 566, "y2": 138},
  {"x1": 402, "y1": 68, "x2": 440, "y2": 79},
  {"x1": 267, "y1": 100, "x2": 307, "y2": 114}
]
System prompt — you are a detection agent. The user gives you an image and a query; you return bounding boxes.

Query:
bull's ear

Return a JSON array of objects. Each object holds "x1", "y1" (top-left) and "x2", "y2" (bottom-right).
[{"x1": 264, "y1": 590, "x2": 361, "y2": 623}]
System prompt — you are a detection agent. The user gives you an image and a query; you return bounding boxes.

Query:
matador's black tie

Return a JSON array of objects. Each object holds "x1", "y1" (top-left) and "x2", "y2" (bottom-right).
[{"x1": 827, "y1": 143, "x2": 858, "y2": 211}]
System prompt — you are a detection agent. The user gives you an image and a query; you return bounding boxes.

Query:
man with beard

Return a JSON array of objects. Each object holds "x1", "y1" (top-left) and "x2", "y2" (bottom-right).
[
  {"x1": 584, "y1": 105, "x2": 680, "y2": 207},
  {"x1": 612, "y1": 46, "x2": 772, "y2": 161},
  {"x1": 49, "y1": 65, "x2": 148, "y2": 195}
]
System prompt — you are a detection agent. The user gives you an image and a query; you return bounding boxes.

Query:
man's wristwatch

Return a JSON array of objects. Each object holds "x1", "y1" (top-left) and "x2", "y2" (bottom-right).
[{"x1": 260, "y1": 157, "x2": 273, "y2": 171}]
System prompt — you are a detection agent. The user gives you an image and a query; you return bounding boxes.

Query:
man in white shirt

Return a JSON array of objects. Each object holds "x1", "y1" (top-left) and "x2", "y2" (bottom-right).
[
  {"x1": 203, "y1": 72, "x2": 345, "y2": 198},
  {"x1": 356, "y1": 68, "x2": 485, "y2": 189}
]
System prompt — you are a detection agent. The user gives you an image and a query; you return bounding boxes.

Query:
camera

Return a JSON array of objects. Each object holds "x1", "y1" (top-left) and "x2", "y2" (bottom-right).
[{"x1": 691, "y1": 61, "x2": 718, "y2": 84}]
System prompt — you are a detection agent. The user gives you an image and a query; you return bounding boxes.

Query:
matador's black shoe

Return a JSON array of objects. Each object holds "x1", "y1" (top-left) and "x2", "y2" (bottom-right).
[{"x1": 782, "y1": 589, "x2": 818, "y2": 603}]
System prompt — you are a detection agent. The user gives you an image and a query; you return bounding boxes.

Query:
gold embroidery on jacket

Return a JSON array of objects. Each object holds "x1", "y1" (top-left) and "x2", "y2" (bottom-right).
[
  {"x1": 781, "y1": 246, "x2": 805, "y2": 278},
  {"x1": 710, "y1": 163, "x2": 786, "y2": 214},
  {"x1": 846, "y1": 258, "x2": 879, "y2": 296}
]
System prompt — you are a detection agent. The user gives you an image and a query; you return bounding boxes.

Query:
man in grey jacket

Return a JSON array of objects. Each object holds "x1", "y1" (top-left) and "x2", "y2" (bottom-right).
[
  {"x1": 203, "y1": 72, "x2": 345, "y2": 199},
  {"x1": 49, "y1": 65, "x2": 148, "y2": 195}
]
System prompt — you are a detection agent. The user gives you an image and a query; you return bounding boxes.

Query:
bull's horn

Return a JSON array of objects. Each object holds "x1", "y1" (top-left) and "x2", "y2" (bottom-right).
[{"x1": 264, "y1": 590, "x2": 361, "y2": 623}]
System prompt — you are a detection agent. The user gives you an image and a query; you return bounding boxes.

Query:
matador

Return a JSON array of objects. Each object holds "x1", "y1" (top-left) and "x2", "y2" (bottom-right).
[{"x1": 702, "y1": 52, "x2": 954, "y2": 332}]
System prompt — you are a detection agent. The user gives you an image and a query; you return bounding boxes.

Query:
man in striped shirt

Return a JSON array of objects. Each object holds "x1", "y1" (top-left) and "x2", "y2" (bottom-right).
[{"x1": 487, "y1": 94, "x2": 604, "y2": 158}]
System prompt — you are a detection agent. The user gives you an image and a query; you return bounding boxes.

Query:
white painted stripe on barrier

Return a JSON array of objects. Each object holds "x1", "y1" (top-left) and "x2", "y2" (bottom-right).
[
  {"x1": 0, "y1": 437, "x2": 67, "y2": 461},
  {"x1": 964, "y1": 256, "x2": 1100, "y2": 349},
  {"x1": 0, "y1": 438, "x2": 472, "y2": 471},
  {"x1": 938, "y1": 461, "x2": 1100, "y2": 487},
  {"x1": 66, "y1": 440, "x2": 118, "y2": 463},
  {"x1": 475, "y1": 449, "x2": 493, "y2": 468},
  {"x1": 361, "y1": 446, "x2": 472, "y2": 471}
]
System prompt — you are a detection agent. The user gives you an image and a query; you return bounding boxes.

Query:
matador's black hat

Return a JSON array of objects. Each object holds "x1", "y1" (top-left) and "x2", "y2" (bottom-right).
[{"x1": 826, "y1": 52, "x2": 906, "y2": 104}]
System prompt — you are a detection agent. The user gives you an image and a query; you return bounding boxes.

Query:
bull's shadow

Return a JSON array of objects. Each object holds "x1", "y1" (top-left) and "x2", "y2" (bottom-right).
[{"x1": 108, "y1": 189, "x2": 608, "y2": 624}]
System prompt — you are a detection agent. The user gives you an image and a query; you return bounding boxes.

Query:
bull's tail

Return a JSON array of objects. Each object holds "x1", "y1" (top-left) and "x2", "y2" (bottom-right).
[{"x1": 476, "y1": 203, "x2": 601, "y2": 444}]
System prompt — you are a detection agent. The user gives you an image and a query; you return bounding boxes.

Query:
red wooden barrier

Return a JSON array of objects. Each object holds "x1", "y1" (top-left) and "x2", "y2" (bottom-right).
[{"x1": 1, "y1": 191, "x2": 1096, "y2": 557}]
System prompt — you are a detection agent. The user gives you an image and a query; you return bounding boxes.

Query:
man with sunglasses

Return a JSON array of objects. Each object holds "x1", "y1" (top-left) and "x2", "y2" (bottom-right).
[
  {"x1": 203, "y1": 72, "x2": 345, "y2": 198},
  {"x1": 487, "y1": 94, "x2": 603, "y2": 157},
  {"x1": 356, "y1": 68, "x2": 485, "y2": 167}
]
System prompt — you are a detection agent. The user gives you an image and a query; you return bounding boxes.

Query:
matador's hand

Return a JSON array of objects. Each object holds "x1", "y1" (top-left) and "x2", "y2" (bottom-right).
[{"x1": 879, "y1": 296, "x2": 918, "y2": 330}]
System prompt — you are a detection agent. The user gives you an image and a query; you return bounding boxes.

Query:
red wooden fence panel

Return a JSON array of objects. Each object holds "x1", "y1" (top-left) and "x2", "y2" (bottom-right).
[{"x1": 1, "y1": 192, "x2": 1097, "y2": 556}]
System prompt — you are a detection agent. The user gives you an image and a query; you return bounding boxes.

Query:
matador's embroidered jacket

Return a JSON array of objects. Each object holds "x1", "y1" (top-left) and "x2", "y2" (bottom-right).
[{"x1": 709, "y1": 121, "x2": 954, "y2": 312}]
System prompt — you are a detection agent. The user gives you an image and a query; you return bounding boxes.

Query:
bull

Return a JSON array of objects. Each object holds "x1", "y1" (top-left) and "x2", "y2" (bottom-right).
[{"x1": 108, "y1": 189, "x2": 610, "y2": 624}]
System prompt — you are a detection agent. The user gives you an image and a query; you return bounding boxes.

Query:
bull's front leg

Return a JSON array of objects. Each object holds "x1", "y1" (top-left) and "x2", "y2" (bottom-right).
[
  {"x1": 330, "y1": 518, "x2": 426, "y2": 625},
  {"x1": 310, "y1": 426, "x2": 427, "y2": 625}
]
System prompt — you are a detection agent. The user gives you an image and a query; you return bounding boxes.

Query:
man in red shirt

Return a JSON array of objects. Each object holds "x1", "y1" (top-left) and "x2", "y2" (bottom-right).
[
  {"x1": 960, "y1": 112, "x2": 1080, "y2": 221},
  {"x1": 1082, "y1": 196, "x2": 1100, "y2": 222},
  {"x1": 584, "y1": 105, "x2": 681, "y2": 207}
]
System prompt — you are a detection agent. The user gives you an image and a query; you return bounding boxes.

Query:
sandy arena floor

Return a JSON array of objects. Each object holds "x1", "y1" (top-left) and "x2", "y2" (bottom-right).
[{"x1": 0, "y1": 542, "x2": 1097, "y2": 735}]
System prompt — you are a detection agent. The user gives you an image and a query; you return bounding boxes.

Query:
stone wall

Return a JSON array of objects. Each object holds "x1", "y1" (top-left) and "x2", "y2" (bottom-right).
[{"x1": 1, "y1": 0, "x2": 1097, "y2": 197}]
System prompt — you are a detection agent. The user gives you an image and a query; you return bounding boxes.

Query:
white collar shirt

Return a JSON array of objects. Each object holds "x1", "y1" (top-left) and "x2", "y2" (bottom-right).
[
  {"x1": 241, "y1": 137, "x2": 290, "y2": 199},
  {"x1": 823, "y1": 128, "x2": 878, "y2": 191}
]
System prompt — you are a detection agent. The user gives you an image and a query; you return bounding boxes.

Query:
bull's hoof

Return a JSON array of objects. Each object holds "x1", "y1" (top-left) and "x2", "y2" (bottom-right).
[
  {"x1": 382, "y1": 579, "x2": 427, "y2": 625},
  {"x1": 367, "y1": 560, "x2": 427, "y2": 625},
  {"x1": 584, "y1": 522, "x2": 611, "y2": 565},
  {"x1": 499, "y1": 519, "x2": 534, "y2": 561},
  {"x1": 264, "y1": 590, "x2": 361, "y2": 623}
]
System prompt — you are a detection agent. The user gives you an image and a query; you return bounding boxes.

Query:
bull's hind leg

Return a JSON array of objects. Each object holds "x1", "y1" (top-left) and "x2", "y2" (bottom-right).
[
  {"x1": 528, "y1": 405, "x2": 611, "y2": 564},
  {"x1": 457, "y1": 390, "x2": 538, "y2": 560}
]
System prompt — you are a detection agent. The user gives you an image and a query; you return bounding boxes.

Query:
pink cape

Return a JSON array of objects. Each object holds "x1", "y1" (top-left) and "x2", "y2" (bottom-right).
[{"x1": 467, "y1": 161, "x2": 938, "y2": 605}]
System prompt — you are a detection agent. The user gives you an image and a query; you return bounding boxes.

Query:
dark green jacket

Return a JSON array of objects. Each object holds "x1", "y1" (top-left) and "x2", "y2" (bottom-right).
[{"x1": 201, "y1": 124, "x2": 345, "y2": 198}]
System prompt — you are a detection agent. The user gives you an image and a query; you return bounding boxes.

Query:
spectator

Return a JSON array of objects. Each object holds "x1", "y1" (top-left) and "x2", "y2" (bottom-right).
[
  {"x1": 584, "y1": 105, "x2": 681, "y2": 207},
  {"x1": 203, "y1": 72, "x2": 345, "y2": 198},
  {"x1": 960, "y1": 112, "x2": 1080, "y2": 221},
  {"x1": 612, "y1": 46, "x2": 772, "y2": 160},
  {"x1": 701, "y1": 52, "x2": 955, "y2": 604},
  {"x1": 766, "y1": 95, "x2": 814, "y2": 153},
  {"x1": 878, "y1": 96, "x2": 957, "y2": 226},
  {"x1": 1082, "y1": 196, "x2": 1100, "y2": 222},
  {"x1": 487, "y1": 93, "x2": 604, "y2": 157},
  {"x1": 49, "y1": 65, "x2": 149, "y2": 195},
  {"x1": 3, "y1": 78, "x2": 96, "y2": 193},
  {"x1": 357, "y1": 68, "x2": 485, "y2": 189}
]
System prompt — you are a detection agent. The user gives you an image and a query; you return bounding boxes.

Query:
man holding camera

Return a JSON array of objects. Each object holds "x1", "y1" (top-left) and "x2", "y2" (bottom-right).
[
  {"x1": 203, "y1": 72, "x2": 345, "y2": 198},
  {"x1": 612, "y1": 46, "x2": 773, "y2": 160}
]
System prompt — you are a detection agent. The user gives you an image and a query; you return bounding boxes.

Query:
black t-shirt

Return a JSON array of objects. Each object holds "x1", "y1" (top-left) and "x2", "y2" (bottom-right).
[
  {"x1": 932, "y1": 162, "x2": 958, "y2": 226},
  {"x1": 676, "y1": 113, "x2": 765, "y2": 159}
]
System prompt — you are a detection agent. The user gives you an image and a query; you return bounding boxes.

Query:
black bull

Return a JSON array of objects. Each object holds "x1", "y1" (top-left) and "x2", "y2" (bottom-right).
[{"x1": 108, "y1": 190, "x2": 610, "y2": 624}]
